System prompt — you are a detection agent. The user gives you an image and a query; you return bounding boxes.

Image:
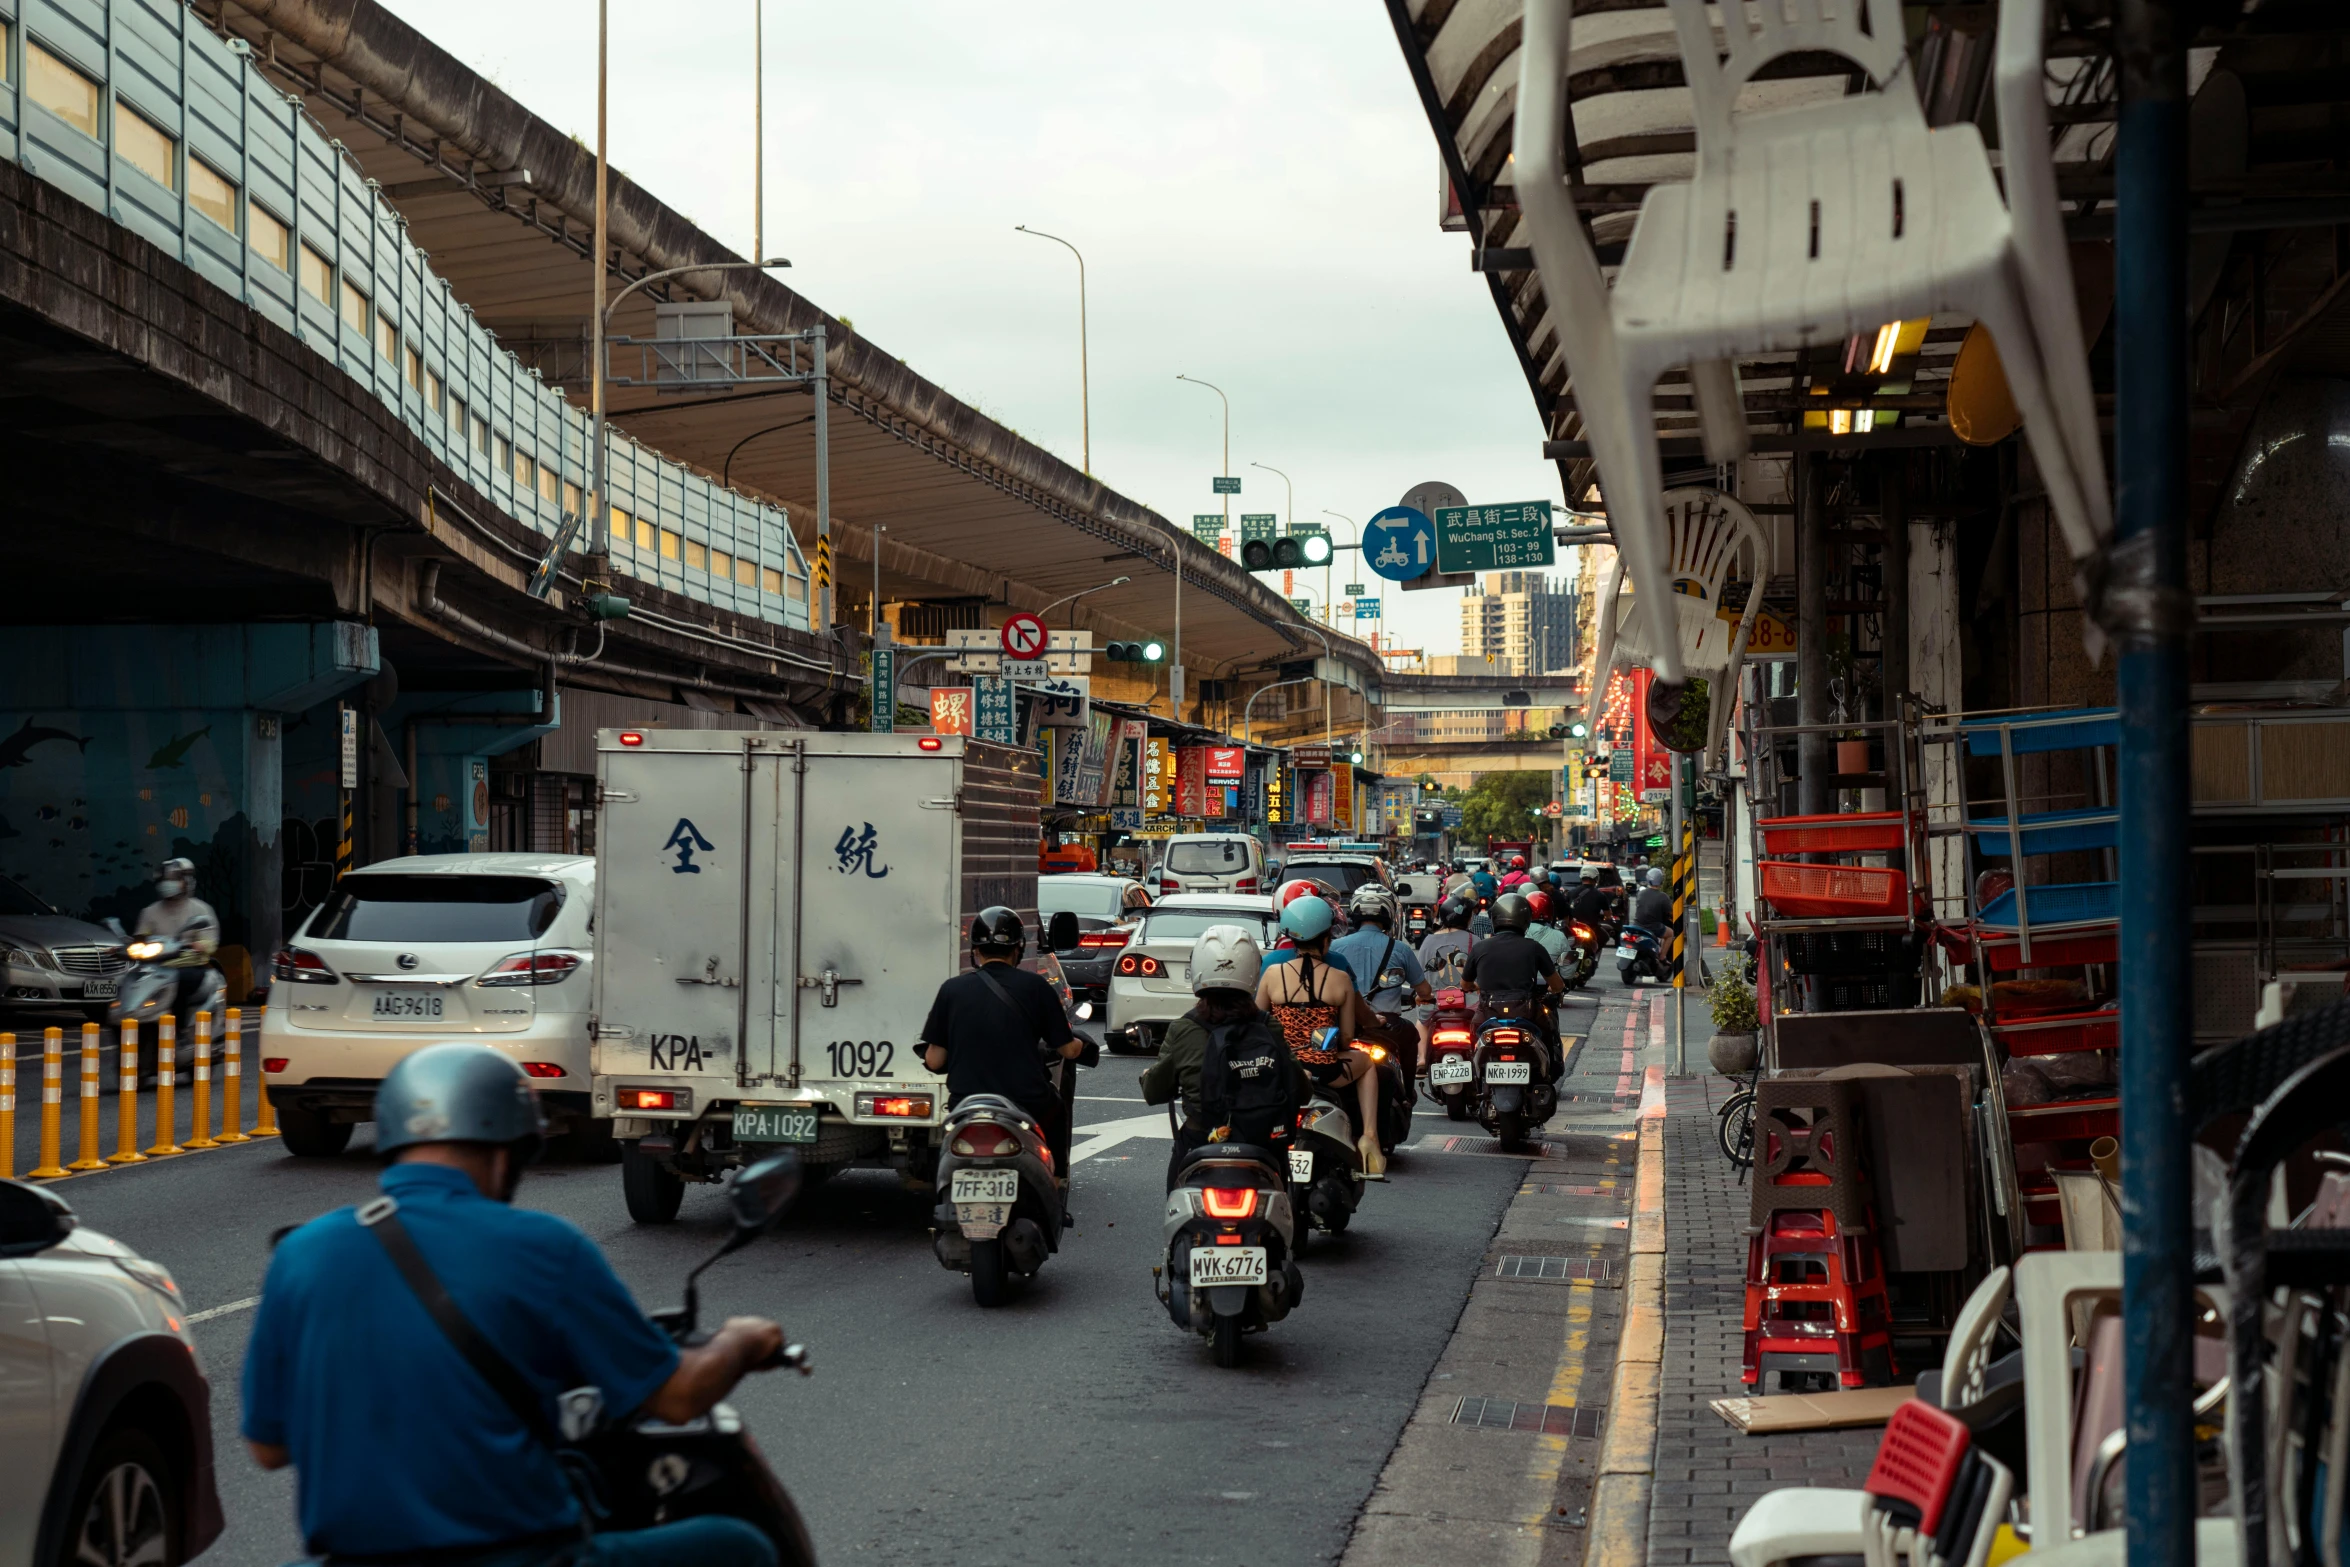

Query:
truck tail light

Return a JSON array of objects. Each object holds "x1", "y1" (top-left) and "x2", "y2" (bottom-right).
[
  {"x1": 1201, "y1": 1185, "x2": 1258, "y2": 1220},
  {"x1": 520, "y1": 1062, "x2": 567, "y2": 1078},
  {"x1": 856, "y1": 1092, "x2": 935, "y2": 1119},
  {"x1": 917, "y1": 736, "x2": 944, "y2": 751},
  {"x1": 1115, "y1": 953, "x2": 1162, "y2": 977},
  {"x1": 618, "y1": 731, "x2": 645, "y2": 746},
  {"x1": 617, "y1": 1087, "x2": 691, "y2": 1112},
  {"x1": 477, "y1": 950, "x2": 586, "y2": 987},
  {"x1": 271, "y1": 947, "x2": 340, "y2": 985}
]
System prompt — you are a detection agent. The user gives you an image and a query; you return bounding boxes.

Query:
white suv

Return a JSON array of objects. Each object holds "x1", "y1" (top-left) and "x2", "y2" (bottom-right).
[
  {"x1": 0, "y1": 1179, "x2": 222, "y2": 1567},
  {"x1": 260, "y1": 854, "x2": 605, "y2": 1157},
  {"x1": 1152, "y1": 833, "x2": 1266, "y2": 897}
]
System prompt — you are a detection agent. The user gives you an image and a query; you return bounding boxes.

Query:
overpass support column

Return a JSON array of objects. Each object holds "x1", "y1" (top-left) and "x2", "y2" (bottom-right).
[
  {"x1": 388, "y1": 682, "x2": 560, "y2": 857},
  {"x1": 0, "y1": 624, "x2": 378, "y2": 999}
]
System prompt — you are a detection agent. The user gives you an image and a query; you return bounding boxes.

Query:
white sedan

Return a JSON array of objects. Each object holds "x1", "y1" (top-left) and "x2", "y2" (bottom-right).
[{"x1": 1103, "y1": 894, "x2": 1276, "y2": 1054}]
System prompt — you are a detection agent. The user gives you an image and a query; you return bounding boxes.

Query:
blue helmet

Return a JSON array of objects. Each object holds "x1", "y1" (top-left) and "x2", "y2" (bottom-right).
[
  {"x1": 1278, "y1": 893, "x2": 1335, "y2": 942},
  {"x1": 373, "y1": 1043, "x2": 547, "y2": 1158}
]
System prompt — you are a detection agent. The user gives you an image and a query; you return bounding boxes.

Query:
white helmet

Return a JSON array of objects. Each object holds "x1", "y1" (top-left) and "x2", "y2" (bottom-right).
[
  {"x1": 1189, "y1": 924, "x2": 1264, "y2": 996},
  {"x1": 1347, "y1": 883, "x2": 1399, "y2": 929}
]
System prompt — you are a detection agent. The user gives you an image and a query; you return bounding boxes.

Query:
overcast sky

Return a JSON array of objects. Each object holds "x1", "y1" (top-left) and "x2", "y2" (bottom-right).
[{"x1": 381, "y1": 0, "x2": 1571, "y2": 659}]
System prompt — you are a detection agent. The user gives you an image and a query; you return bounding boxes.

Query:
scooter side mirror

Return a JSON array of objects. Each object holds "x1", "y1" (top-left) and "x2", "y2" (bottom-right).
[
  {"x1": 727, "y1": 1153, "x2": 802, "y2": 1237},
  {"x1": 1313, "y1": 1026, "x2": 1341, "y2": 1051},
  {"x1": 1074, "y1": 1000, "x2": 1095, "y2": 1021}
]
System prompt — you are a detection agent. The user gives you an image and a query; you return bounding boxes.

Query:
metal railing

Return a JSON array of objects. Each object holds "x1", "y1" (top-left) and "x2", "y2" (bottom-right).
[{"x1": 0, "y1": 1, "x2": 808, "y2": 630}]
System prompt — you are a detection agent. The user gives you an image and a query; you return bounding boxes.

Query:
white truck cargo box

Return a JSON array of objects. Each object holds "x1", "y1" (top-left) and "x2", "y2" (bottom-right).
[{"x1": 589, "y1": 730, "x2": 1039, "y2": 1179}]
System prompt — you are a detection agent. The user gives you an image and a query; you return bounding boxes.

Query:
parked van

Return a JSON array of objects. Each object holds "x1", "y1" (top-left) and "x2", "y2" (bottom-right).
[{"x1": 1151, "y1": 832, "x2": 1266, "y2": 897}]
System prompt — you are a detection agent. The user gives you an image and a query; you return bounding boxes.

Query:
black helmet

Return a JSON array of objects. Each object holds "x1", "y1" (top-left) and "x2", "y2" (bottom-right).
[
  {"x1": 1491, "y1": 893, "x2": 1533, "y2": 935},
  {"x1": 1439, "y1": 893, "x2": 1476, "y2": 930},
  {"x1": 373, "y1": 1043, "x2": 547, "y2": 1161},
  {"x1": 971, "y1": 906, "x2": 1025, "y2": 960}
]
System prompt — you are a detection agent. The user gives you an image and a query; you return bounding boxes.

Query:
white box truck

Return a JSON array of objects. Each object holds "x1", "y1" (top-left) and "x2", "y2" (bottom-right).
[{"x1": 588, "y1": 729, "x2": 1041, "y2": 1221}]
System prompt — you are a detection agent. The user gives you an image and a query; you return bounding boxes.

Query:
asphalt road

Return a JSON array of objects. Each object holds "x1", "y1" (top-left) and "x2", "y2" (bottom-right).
[{"x1": 45, "y1": 1030, "x2": 1532, "y2": 1567}]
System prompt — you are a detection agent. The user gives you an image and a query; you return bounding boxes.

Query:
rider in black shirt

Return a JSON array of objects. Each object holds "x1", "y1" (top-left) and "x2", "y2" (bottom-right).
[
  {"x1": 1464, "y1": 893, "x2": 1566, "y2": 1080},
  {"x1": 921, "y1": 908, "x2": 1083, "y2": 1161}
]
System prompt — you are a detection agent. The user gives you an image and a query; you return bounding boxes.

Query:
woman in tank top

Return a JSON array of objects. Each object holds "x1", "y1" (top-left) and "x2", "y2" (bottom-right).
[{"x1": 1257, "y1": 895, "x2": 1386, "y2": 1178}]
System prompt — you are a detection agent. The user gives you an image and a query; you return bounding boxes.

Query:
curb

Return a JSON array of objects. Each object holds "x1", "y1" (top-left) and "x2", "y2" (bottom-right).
[{"x1": 1587, "y1": 1065, "x2": 1667, "y2": 1567}]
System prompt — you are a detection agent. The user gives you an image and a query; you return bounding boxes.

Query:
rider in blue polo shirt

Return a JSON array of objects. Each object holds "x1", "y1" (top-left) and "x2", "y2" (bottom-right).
[{"x1": 242, "y1": 1045, "x2": 788, "y2": 1567}]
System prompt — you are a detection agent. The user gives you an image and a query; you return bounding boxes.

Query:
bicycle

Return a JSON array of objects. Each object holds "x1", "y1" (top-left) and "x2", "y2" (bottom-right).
[{"x1": 1716, "y1": 1053, "x2": 1763, "y2": 1173}]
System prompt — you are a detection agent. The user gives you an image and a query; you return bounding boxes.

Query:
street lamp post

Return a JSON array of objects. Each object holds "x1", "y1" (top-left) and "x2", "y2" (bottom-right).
[
  {"x1": 1250, "y1": 461, "x2": 1292, "y2": 596},
  {"x1": 1175, "y1": 373, "x2": 1231, "y2": 718},
  {"x1": 1015, "y1": 226, "x2": 1088, "y2": 475},
  {"x1": 1039, "y1": 574, "x2": 1131, "y2": 620},
  {"x1": 752, "y1": 0, "x2": 763, "y2": 265},
  {"x1": 1322, "y1": 509, "x2": 1358, "y2": 633}
]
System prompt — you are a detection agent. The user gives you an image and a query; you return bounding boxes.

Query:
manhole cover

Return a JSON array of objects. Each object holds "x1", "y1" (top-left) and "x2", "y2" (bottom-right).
[{"x1": 1451, "y1": 1397, "x2": 1608, "y2": 1437}]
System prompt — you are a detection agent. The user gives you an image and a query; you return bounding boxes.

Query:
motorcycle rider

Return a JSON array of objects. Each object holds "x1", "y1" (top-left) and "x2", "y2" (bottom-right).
[
  {"x1": 1523, "y1": 888, "x2": 1572, "y2": 969},
  {"x1": 1633, "y1": 866, "x2": 1675, "y2": 935},
  {"x1": 1140, "y1": 925, "x2": 1292, "y2": 1190},
  {"x1": 1257, "y1": 893, "x2": 1386, "y2": 1179},
  {"x1": 1569, "y1": 869, "x2": 1612, "y2": 929},
  {"x1": 920, "y1": 907, "x2": 1086, "y2": 1171},
  {"x1": 136, "y1": 856, "x2": 222, "y2": 1016},
  {"x1": 1463, "y1": 893, "x2": 1567, "y2": 1082},
  {"x1": 1498, "y1": 854, "x2": 1532, "y2": 892},
  {"x1": 1417, "y1": 894, "x2": 1478, "y2": 992},
  {"x1": 243, "y1": 1044, "x2": 785, "y2": 1567},
  {"x1": 1329, "y1": 884, "x2": 1433, "y2": 1078}
]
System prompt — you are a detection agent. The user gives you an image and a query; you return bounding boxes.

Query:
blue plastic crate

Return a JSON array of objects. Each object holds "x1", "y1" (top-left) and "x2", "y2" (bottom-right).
[
  {"x1": 1965, "y1": 808, "x2": 2119, "y2": 857},
  {"x1": 1975, "y1": 881, "x2": 2118, "y2": 930},
  {"x1": 1961, "y1": 707, "x2": 2119, "y2": 756}
]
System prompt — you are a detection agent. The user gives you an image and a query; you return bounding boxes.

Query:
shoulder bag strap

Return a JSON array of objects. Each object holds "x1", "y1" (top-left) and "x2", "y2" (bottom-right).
[
  {"x1": 972, "y1": 966, "x2": 1047, "y2": 1053},
  {"x1": 359, "y1": 1197, "x2": 568, "y2": 1456}
]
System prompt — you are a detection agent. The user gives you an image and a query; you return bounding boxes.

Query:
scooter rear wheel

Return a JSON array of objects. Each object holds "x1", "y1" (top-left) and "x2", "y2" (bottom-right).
[
  {"x1": 1495, "y1": 1109, "x2": 1529, "y2": 1153},
  {"x1": 1211, "y1": 1313, "x2": 1245, "y2": 1368},
  {"x1": 970, "y1": 1238, "x2": 1012, "y2": 1308},
  {"x1": 1445, "y1": 1100, "x2": 1472, "y2": 1122}
]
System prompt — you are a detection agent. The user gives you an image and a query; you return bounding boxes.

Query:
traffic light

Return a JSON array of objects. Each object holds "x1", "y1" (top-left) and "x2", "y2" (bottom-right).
[
  {"x1": 1105, "y1": 639, "x2": 1167, "y2": 663},
  {"x1": 1241, "y1": 538, "x2": 1275, "y2": 570},
  {"x1": 1348, "y1": 743, "x2": 1366, "y2": 764},
  {"x1": 1241, "y1": 534, "x2": 1335, "y2": 571},
  {"x1": 1547, "y1": 722, "x2": 1567, "y2": 739},
  {"x1": 1568, "y1": 720, "x2": 1590, "y2": 739}
]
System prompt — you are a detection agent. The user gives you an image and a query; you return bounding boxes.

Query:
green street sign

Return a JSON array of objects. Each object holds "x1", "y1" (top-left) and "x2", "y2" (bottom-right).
[
  {"x1": 1192, "y1": 514, "x2": 1225, "y2": 542},
  {"x1": 1212, "y1": 476, "x2": 1241, "y2": 494},
  {"x1": 1288, "y1": 597, "x2": 1315, "y2": 616},
  {"x1": 1239, "y1": 513, "x2": 1279, "y2": 543},
  {"x1": 1609, "y1": 750, "x2": 1632, "y2": 782},
  {"x1": 1345, "y1": 582, "x2": 1365, "y2": 595},
  {"x1": 1433, "y1": 500, "x2": 1556, "y2": 574},
  {"x1": 1289, "y1": 521, "x2": 1326, "y2": 538},
  {"x1": 869, "y1": 648, "x2": 895, "y2": 734}
]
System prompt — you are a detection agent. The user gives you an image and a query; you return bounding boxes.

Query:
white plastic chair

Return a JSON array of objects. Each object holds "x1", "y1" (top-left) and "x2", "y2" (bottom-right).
[
  {"x1": 1582, "y1": 488, "x2": 1770, "y2": 767},
  {"x1": 1516, "y1": 0, "x2": 2111, "y2": 709}
]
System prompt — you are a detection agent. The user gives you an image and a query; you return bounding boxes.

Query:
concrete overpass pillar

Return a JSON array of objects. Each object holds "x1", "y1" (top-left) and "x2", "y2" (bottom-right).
[
  {"x1": 384, "y1": 686, "x2": 559, "y2": 857},
  {"x1": 0, "y1": 623, "x2": 377, "y2": 998}
]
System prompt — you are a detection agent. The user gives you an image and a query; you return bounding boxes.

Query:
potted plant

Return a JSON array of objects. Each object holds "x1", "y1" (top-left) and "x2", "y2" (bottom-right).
[{"x1": 1707, "y1": 952, "x2": 1761, "y2": 1076}]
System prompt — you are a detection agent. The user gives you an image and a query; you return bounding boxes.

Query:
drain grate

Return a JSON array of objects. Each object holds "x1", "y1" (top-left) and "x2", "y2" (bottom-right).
[
  {"x1": 1519, "y1": 1182, "x2": 1623, "y2": 1196},
  {"x1": 1451, "y1": 1397, "x2": 1608, "y2": 1437},
  {"x1": 1495, "y1": 1254, "x2": 1615, "y2": 1282}
]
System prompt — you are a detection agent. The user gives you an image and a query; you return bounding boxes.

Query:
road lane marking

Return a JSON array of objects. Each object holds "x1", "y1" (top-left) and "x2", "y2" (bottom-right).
[
  {"x1": 1069, "y1": 1110, "x2": 1171, "y2": 1163},
  {"x1": 186, "y1": 1296, "x2": 260, "y2": 1324}
]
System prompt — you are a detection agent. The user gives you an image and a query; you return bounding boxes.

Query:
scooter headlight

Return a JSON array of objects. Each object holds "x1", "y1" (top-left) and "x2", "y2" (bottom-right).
[{"x1": 125, "y1": 941, "x2": 164, "y2": 961}]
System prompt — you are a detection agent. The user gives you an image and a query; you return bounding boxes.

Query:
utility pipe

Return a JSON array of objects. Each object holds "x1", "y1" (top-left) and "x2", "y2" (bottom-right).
[{"x1": 2113, "y1": 7, "x2": 2195, "y2": 1567}]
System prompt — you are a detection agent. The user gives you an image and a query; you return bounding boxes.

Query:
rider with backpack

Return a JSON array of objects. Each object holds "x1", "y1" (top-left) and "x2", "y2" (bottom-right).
[{"x1": 1141, "y1": 926, "x2": 1297, "y2": 1191}]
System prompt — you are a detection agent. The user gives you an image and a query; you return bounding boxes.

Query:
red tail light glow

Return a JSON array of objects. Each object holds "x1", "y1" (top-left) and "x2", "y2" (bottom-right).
[
  {"x1": 1488, "y1": 1029, "x2": 1527, "y2": 1045},
  {"x1": 1432, "y1": 1029, "x2": 1472, "y2": 1046},
  {"x1": 1201, "y1": 1185, "x2": 1258, "y2": 1220},
  {"x1": 951, "y1": 1122, "x2": 1023, "y2": 1158},
  {"x1": 1077, "y1": 930, "x2": 1131, "y2": 949},
  {"x1": 271, "y1": 947, "x2": 340, "y2": 986},
  {"x1": 1234, "y1": 877, "x2": 1259, "y2": 893},
  {"x1": 857, "y1": 1093, "x2": 934, "y2": 1118},
  {"x1": 618, "y1": 731, "x2": 644, "y2": 746},
  {"x1": 918, "y1": 737, "x2": 944, "y2": 751},
  {"x1": 478, "y1": 950, "x2": 587, "y2": 987},
  {"x1": 520, "y1": 1062, "x2": 566, "y2": 1078},
  {"x1": 262, "y1": 1057, "x2": 289, "y2": 1074},
  {"x1": 1571, "y1": 922, "x2": 1596, "y2": 941},
  {"x1": 617, "y1": 1086, "x2": 690, "y2": 1111},
  {"x1": 1115, "y1": 953, "x2": 1162, "y2": 977}
]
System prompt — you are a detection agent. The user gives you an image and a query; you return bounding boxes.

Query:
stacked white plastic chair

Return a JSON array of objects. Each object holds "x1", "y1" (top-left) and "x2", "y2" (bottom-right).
[
  {"x1": 1515, "y1": 0, "x2": 2112, "y2": 719},
  {"x1": 1583, "y1": 488, "x2": 1771, "y2": 769}
]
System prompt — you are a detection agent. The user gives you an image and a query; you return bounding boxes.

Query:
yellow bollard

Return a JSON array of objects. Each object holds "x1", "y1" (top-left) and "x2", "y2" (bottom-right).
[
  {"x1": 183, "y1": 1013, "x2": 217, "y2": 1151},
  {"x1": 146, "y1": 1016, "x2": 181, "y2": 1158},
  {"x1": 30, "y1": 1028, "x2": 65, "y2": 1179},
  {"x1": 1, "y1": 1033, "x2": 14, "y2": 1180},
  {"x1": 218, "y1": 1008, "x2": 252, "y2": 1143},
  {"x1": 110, "y1": 1021, "x2": 146, "y2": 1164},
  {"x1": 69, "y1": 1025, "x2": 106, "y2": 1171},
  {"x1": 247, "y1": 1007, "x2": 276, "y2": 1138}
]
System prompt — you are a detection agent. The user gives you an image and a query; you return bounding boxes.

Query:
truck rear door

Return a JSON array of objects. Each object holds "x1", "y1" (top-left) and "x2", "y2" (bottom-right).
[
  {"x1": 789, "y1": 746, "x2": 956, "y2": 1105},
  {"x1": 592, "y1": 739, "x2": 755, "y2": 1102}
]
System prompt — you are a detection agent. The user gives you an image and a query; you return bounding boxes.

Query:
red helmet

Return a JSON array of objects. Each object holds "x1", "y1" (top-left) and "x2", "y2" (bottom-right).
[
  {"x1": 1525, "y1": 889, "x2": 1556, "y2": 923},
  {"x1": 1274, "y1": 879, "x2": 1325, "y2": 912},
  {"x1": 1509, "y1": 854, "x2": 1528, "y2": 871}
]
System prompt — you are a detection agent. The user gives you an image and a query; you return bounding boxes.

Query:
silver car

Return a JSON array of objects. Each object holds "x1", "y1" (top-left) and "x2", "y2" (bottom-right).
[
  {"x1": 1104, "y1": 894, "x2": 1276, "y2": 1053},
  {"x1": 0, "y1": 874, "x2": 131, "y2": 1019},
  {"x1": 0, "y1": 1179, "x2": 223, "y2": 1567}
]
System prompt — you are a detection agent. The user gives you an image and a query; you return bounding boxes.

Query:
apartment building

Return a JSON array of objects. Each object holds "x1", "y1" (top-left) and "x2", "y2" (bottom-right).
[{"x1": 1460, "y1": 572, "x2": 1578, "y2": 678}]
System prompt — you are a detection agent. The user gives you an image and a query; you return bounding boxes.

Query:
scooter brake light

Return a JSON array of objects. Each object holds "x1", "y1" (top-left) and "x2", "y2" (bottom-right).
[
  {"x1": 1364, "y1": 1045, "x2": 1387, "y2": 1061},
  {"x1": 1488, "y1": 1029, "x2": 1526, "y2": 1045},
  {"x1": 951, "y1": 1123, "x2": 1022, "y2": 1158},
  {"x1": 1571, "y1": 923, "x2": 1595, "y2": 941},
  {"x1": 1432, "y1": 1029, "x2": 1472, "y2": 1046},
  {"x1": 1201, "y1": 1186, "x2": 1258, "y2": 1220}
]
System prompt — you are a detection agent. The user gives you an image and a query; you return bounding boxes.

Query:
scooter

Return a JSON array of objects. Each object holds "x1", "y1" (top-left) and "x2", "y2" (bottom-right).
[
  {"x1": 1566, "y1": 919, "x2": 1602, "y2": 989},
  {"x1": 1156, "y1": 1140, "x2": 1304, "y2": 1368},
  {"x1": 931, "y1": 1092, "x2": 1064, "y2": 1307},
  {"x1": 1424, "y1": 988, "x2": 1478, "y2": 1121},
  {"x1": 1287, "y1": 1028, "x2": 1367, "y2": 1247},
  {"x1": 105, "y1": 921, "x2": 226, "y2": 1079},
  {"x1": 576, "y1": 1153, "x2": 818, "y2": 1565},
  {"x1": 1473, "y1": 1006, "x2": 1559, "y2": 1152},
  {"x1": 1350, "y1": 1030, "x2": 1416, "y2": 1155},
  {"x1": 1616, "y1": 924, "x2": 1668, "y2": 985}
]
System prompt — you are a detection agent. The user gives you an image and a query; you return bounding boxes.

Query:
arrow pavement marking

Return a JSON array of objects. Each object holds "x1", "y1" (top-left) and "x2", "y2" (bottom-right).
[{"x1": 1069, "y1": 1110, "x2": 1172, "y2": 1164}]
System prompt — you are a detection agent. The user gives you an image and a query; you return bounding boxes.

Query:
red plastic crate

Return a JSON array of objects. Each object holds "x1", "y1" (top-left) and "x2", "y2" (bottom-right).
[
  {"x1": 2006, "y1": 1096, "x2": 2119, "y2": 1145},
  {"x1": 1758, "y1": 812, "x2": 1910, "y2": 855},
  {"x1": 1976, "y1": 927, "x2": 2119, "y2": 973},
  {"x1": 1761, "y1": 861, "x2": 1910, "y2": 919},
  {"x1": 1990, "y1": 1009, "x2": 2119, "y2": 1055}
]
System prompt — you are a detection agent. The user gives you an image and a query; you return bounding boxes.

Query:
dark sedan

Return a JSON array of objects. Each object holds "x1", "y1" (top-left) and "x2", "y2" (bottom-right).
[{"x1": 1039, "y1": 873, "x2": 1150, "y2": 1001}]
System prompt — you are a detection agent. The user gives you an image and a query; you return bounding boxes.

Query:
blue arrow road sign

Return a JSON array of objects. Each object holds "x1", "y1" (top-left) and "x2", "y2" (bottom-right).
[{"x1": 1365, "y1": 505, "x2": 1436, "y2": 582}]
